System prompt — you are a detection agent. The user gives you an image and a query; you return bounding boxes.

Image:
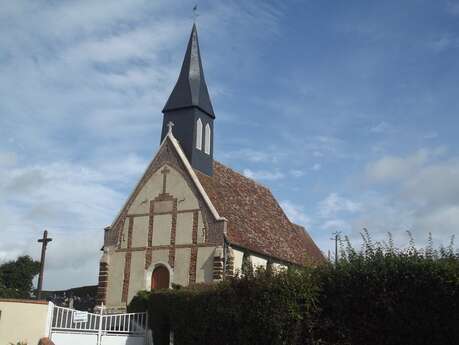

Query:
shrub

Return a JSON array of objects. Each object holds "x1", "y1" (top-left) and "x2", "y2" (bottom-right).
[
  {"x1": 129, "y1": 233, "x2": 459, "y2": 345},
  {"x1": 129, "y1": 268, "x2": 318, "y2": 345},
  {"x1": 0, "y1": 255, "x2": 40, "y2": 299},
  {"x1": 312, "y1": 232, "x2": 459, "y2": 345}
]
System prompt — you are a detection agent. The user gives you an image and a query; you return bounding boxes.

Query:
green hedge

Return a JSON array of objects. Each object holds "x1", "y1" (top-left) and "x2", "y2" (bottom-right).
[
  {"x1": 129, "y1": 236, "x2": 459, "y2": 345},
  {"x1": 313, "y1": 247, "x2": 459, "y2": 345},
  {"x1": 130, "y1": 269, "x2": 318, "y2": 345}
]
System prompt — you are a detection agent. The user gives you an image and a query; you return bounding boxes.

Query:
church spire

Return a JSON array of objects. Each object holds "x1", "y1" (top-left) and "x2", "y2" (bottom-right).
[
  {"x1": 162, "y1": 24, "x2": 215, "y2": 118},
  {"x1": 161, "y1": 24, "x2": 215, "y2": 176}
]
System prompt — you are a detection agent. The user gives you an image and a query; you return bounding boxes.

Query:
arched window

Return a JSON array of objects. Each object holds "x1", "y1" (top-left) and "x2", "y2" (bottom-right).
[
  {"x1": 204, "y1": 123, "x2": 211, "y2": 154},
  {"x1": 151, "y1": 265, "x2": 170, "y2": 289},
  {"x1": 196, "y1": 118, "x2": 203, "y2": 150}
]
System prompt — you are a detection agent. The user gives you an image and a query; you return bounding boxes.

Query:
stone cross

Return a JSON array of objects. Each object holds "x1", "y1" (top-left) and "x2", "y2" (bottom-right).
[
  {"x1": 161, "y1": 166, "x2": 171, "y2": 194},
  {"x1": 37, "y1": 230, "x2": 52, "y2": 298},
  {"x1": 167, "y1": 121, "x2": 174, "y2": 134}
]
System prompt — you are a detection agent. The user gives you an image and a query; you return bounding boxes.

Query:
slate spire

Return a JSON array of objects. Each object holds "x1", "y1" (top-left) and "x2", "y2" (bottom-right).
[
  {"x1": 161, "y1": 24, "x2": 215, "y2": 176},
  {"x1": 162, "y1": 24, "x2": 215, "y2": 118}
]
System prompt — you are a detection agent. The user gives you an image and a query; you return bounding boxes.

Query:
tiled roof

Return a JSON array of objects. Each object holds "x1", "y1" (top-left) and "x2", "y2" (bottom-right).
[{"x1": 195, "y1": 161, "x2": 324, "y2": 266}]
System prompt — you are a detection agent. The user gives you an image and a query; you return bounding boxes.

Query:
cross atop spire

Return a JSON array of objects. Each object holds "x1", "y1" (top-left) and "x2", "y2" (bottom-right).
[
  {"x1": 192, "y1": 4, "x2": 199, "y2": 22},
  {"x1": 162, "y1": 24, "x2": 215, "y2": 118},
  {"x1": 167, "y1": 121, "x2": 174, "y2": 134}
]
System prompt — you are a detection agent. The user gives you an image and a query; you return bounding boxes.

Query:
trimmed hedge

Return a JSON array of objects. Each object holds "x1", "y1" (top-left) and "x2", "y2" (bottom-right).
[
  {"x1": 313, "y1": 248, "x2": 459, "y2": 345},
  {"x1": 129, "y1": 237, "x2": 459, "y2": 345},
  {"x1": 130, "y1": 269, "x2": 318, "y2": 345}
]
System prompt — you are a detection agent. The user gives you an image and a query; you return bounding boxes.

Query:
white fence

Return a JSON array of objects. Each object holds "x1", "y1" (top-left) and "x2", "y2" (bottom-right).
[{"x1": 50, "y1": 305, "x2": 149, "y2": 345}]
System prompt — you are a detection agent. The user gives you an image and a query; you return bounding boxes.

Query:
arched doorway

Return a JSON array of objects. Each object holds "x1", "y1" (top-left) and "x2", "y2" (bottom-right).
[{"x1": 151, "y1": 265, "x2": 170, "y2": 289}]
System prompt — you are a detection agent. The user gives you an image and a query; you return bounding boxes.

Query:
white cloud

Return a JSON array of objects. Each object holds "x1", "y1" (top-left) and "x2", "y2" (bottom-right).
[
  {"x1": 243, "y1": 169, "x2": 284, "y2": 181},
  {"x1": 291, "y1": 169, "x2": 305, "y2": 177},
  {"x1": 370, "y1": 121, "x2": 391, "y2": 133},
  {"x1": 311, "y1": 163, "x2": 321, "y2": 171},
  {"x1": 365, "y1": 149, "x2": 430, "y2": 183},
  {"x1": 429, "y1": 34, "x2": 459, "y2": 52},
  {"x1": 321, "y1": 219, "x2": 351, "y2": 231},
  {"x1": 0, "y1": 151, "x2": 148, "y2": 289},
  {"x1": 313, "y1": 151, "x2": 323, "y2": 157},
  {"x1": 354, "y1": 150, "x2": 459, "y2": 245},
  {"x1": 318, "y1": 193, "x2": 361, "y2": 218},
  {"x1": 0, "y1": 152, "x2": 17, "y2": 167},
  {"x1": 222, "y1": 148, "x2": 275, "y2": 163},
  {"x1": 401, "y1": 159, "x2": 459, "y2": 207},
  {"x1": 277, "y1": 132, "x2": 348, "y2": 161}
]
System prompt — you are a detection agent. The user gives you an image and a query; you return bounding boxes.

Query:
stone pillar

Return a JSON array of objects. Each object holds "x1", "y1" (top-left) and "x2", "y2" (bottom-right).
[
  {"x1": 213, "y1": 246, "x2": 224, "y2": 281},
  {"x1": 224, "y1": 246, "x2": 235, "y2": 278},
  {"x1": 96, "y1": 248, "x2": 110, "y2": 305}
]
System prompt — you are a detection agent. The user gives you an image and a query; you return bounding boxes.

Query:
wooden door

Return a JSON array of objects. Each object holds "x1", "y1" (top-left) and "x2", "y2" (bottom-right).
[{"x1": 151, "y1": 266, "x2": 170, "y2": 289}]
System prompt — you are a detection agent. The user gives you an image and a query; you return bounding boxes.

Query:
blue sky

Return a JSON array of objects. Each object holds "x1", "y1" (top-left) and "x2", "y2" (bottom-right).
[{"x1": 1, "y1": 0, "x2": 458, "y2": 289}]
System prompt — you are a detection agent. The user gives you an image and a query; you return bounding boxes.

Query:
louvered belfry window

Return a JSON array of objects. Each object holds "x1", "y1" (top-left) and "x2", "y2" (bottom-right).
[
  {"x1": 196, "y1": 118, "x2": 203, "y2": 150},
  {"x1": 205, "y1": 123, "x2": 211, "y2": 154}
]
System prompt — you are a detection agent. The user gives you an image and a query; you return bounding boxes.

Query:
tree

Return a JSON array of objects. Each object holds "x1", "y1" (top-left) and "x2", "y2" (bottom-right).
[{"x1": 0, "y1": 255, "x2": 40, "y2": 298}]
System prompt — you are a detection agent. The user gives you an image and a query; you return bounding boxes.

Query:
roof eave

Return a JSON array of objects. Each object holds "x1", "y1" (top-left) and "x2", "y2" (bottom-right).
[{"x1": 162, "y1": 104, "x2": 215, "y2": 118}]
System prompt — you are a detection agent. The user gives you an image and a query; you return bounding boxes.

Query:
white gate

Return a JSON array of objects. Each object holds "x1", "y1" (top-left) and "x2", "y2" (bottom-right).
[{"x1": 49, "y1": 304, "x2": 149, "y2": 345}]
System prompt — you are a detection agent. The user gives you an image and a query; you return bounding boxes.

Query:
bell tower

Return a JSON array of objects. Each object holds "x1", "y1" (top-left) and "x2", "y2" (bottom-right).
[{"x1": 161, "y1": 24, "x2": 215, "y2": 176}]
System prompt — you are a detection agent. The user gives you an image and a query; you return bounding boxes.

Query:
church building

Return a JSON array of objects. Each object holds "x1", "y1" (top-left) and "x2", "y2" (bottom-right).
[{"x1": 97, "y1": 24, "x2": 323, "y2": 310}]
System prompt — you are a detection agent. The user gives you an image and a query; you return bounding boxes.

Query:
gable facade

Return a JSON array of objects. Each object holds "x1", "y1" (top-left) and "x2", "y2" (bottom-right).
[{"x1": 98, "y1": 136, "x2": 227, "y2": 309}]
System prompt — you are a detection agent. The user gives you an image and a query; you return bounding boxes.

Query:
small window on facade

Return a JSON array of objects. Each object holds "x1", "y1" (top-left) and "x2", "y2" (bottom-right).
[
  {"x1": 205, "y1": 123, "x2": 211, "y2": 154},
  {"x1": 196, "y1": 118, "x2": 203, "y2": 150}
]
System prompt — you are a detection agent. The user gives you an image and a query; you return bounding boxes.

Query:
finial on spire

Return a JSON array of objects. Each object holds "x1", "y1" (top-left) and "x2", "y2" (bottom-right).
[
  {"x1": 192, "y1": 4, "x2": 199, "y2": 22},
  {"x1": 167, "y1": 121, "x2": 175, "y2": 134}
]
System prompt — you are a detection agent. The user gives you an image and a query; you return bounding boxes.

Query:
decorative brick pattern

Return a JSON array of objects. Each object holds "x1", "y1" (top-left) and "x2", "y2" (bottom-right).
[
  {"x1": 189, "y1": 211, "x2": 199, "y2": 284},
  {"x1": 121, "y1": 252, "x2": 131, "y2": 303},
  {"x1": 225, "y1": 254, "x2": 234, "y2": 278},
  {"x1": 127, "y1": 216, "x2": 133, "y2": 249},
  {"x1": 168, "y1": 199, "x2": 178, "y2": 268},
  {"x1": 145, "y1": 201, "x2": 154, "y2": 269},
  {"x1": 116, "y1": 243, "x2": 215, "y2": 253},
  {"x1": 192, "y1": 210, "x2": 198, "y2": 245},
  {"x1": 116, "y1": 217, "x2": 125, "y2": 250},
  {"x1": 107, "y1": 139, "x2": 223, "y2": 249},
  {"x1": 145, "y1": 250, "x2": 152, "y2": 270},
  {"x1": 189, "y1": 247, "x2": 198, "y2": 284},
  {"x1": 96, "y1": 261, "x2": 108, "y2": 305},
  {"x1": 148, "y1": 201, "x2": 155, "y2": 247},
  {"x1": 161, "y1": 166, "x2": 170, "y2": 194},
  {"x1": 213, "y1": 247, "x2": 224, "y2": 281},
  {"x1": 121, "y1": 217, "x2": 133, "y2": 303},
  {"x1": 213, "y1": 256, "x2": 224, "y2": 281}
]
